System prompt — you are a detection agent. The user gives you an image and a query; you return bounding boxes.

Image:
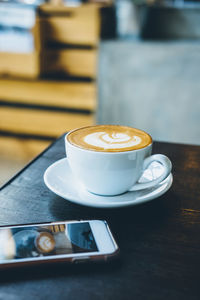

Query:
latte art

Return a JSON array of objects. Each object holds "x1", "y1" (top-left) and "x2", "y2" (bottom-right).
[
  {"x1": 67, "y1": 125, "x2": 152, "y2": 152},
  {"x1": 84, "y1": 132, "x2": 142, "y2": 149}
]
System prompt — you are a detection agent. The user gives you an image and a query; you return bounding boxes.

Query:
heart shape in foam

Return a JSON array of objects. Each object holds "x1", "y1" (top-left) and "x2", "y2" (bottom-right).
[{"x1": 84, "y1": 131, "x2": 142, "y2": 150}]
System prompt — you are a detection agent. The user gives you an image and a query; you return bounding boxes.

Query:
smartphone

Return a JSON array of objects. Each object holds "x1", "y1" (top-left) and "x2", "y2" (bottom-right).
[{"x1": 0, "y1": 220, "x2": 119, "y2": 268}]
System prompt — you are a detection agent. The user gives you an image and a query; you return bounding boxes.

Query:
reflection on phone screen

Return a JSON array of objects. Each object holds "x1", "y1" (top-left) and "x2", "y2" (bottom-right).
[{"x1": 0, "y1": 222, "x2": 98, "y2": 261}]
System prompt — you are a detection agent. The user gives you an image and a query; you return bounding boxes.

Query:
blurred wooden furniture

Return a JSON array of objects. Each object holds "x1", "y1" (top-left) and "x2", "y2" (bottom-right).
[
  {"x1": 0, "y1": 49, "x2": 98, "y2": 79},
  {"x1": 39, "y1": 4, "x2": 100, "y2": 46},
  {"x1": 0, "y1": 2, "x2": 101, "y2": 161},
  {"x1": 0, "y1": 80, "x2": 95, "y2": 137},
  {"x1": 0, "y1": 3, "x2": 100, "y2": 78},
  {"x1": 0, "y1": 78, "x2": 96, "y2": 160}
]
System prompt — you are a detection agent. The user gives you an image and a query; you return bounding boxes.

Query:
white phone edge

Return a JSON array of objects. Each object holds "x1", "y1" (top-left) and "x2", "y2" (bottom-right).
[{"x1": 0, "y1": 220, "x2": 119, "y2": 267}]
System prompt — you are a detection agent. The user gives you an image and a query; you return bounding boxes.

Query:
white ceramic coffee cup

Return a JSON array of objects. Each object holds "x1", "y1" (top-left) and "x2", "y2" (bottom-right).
[{"x1": 65, "y1": 131, "x2": 172, "y2": 196}]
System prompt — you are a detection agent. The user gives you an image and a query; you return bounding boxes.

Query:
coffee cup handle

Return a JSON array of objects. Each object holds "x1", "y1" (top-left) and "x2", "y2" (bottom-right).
[{"x1": 130, "y1": 154, "x2": 172, "y2": 191}]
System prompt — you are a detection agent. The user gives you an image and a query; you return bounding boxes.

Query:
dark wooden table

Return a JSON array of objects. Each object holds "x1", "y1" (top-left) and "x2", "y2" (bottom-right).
[{"x1": 0, "y1": 135, "x2": 200, "y2": 300}]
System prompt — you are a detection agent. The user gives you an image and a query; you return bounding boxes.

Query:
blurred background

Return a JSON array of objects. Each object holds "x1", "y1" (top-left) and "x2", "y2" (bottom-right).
[{"x1": 0, "y1": 0, "x2": 200, "y2": 186}]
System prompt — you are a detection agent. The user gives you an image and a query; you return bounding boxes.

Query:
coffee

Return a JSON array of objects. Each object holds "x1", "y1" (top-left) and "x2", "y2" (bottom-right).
[
  {"x1": 67, "y1": 125, "x2": 152, "y2": 152},
  {"x1": 36, "y1": 232, "x2": 55, "y2": 254}
]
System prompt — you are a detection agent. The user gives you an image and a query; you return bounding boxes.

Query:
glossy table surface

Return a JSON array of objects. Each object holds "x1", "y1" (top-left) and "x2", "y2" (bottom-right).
[{"x1": 0, "y1": 135, "x2": 200, "y2": 300}]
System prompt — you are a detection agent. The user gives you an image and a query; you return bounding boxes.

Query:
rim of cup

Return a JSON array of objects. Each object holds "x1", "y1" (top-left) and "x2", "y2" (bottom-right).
[{"x1": 65, "y1": 125, "x2": 153, "y2": 154}]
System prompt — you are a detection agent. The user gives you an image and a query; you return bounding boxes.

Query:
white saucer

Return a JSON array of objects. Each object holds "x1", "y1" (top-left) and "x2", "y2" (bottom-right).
[{"x1": 44, "y1": 158, "x2": 173, "y2": 208}]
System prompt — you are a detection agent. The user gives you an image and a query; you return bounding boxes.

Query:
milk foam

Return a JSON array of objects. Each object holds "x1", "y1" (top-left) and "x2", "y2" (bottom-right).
[
  {"x1": 67, "y1": 125, "x2": 152, "y2": 152},
  {"x1": 84, "y1": 132, "x2": 142, "y2": 149}
]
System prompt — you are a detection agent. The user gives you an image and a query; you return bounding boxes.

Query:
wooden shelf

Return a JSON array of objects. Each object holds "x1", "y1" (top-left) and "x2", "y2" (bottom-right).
[
  {"x1": 0, "y1": 79, "x2": 96, "y2": 110},
  {"x1": 39, "y1": 4, "x2": 101, "y2": 46},
  {"x1": 0, "y1": 107, "x2": 94, "y2": 137}
]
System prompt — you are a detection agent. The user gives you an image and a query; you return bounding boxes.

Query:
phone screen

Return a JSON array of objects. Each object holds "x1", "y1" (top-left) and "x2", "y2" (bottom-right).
[{"x1": 0, "y1": 222, "x2": 98, "y2": 262}]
